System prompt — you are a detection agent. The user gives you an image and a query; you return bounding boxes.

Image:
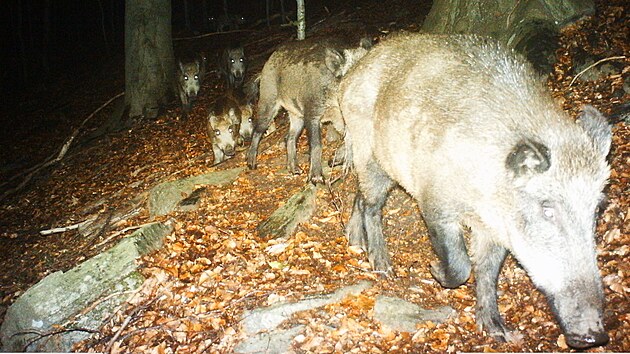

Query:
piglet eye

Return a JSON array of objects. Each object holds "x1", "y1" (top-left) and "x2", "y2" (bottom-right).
[
  {"x1": 214, "y1": 130, "x2": 220, "y2": 136},
  {"x1": 248, "y1": 117, "x2": 253, "y2": 123}
]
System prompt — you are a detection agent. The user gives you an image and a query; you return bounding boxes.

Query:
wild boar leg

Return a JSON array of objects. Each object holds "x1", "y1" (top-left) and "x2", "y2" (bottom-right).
[
  {"x1": 423, "y1": 208, "x2": 472, "y2": 288},
  {"x1": 349, "y1": 160, "x2": 396, "y2": 274},
  {"x1": 346, "y1": 193, "x2": 367, "y2": 250},
  {"x1": 471, "y1": 235, "x2": 510, "y2": 340},
  {"x1": 247, "y1": 101, "x2": 280, "y2": 170},
  {"x1": 286, "y1": 113, "x2": 305, "y2": 175},
  {"x1": 305, "y1": 109, "x2": 324, "y2": 184}
]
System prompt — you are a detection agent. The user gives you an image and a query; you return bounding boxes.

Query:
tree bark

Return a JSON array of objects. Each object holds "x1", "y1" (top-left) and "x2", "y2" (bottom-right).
[
  {"x1": 125, "y1": 0, "x2": 175, "y2": 120},
  {"x1": 422, "y1": 0, "x2": 595, "y2": 72},
  {"x1": 296, "y1": 0, "x2": 305, "y2": 40}
]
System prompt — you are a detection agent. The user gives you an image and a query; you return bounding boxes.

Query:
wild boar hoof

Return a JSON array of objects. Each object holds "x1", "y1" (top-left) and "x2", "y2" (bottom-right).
[
  {"x1": 478, "y1": 317, "x2": 516, "y2": 344},
  {"x1": 565, "y1": 331, "x2": 609, "y2": 349},
  {"x1": 369, "y1": 252, "x2": 393, "y2": 275},
  {"x1": 290, "y1": 165, "x2": 303, "y2": 175}
]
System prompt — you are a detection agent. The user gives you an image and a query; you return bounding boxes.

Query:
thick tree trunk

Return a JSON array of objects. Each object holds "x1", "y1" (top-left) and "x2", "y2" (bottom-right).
[
  {"x1": 125, "y1": 0, "x2": 175, "y2": 120},
  {"x1": 422, "y1": 0, "x2": 594, "y2": 72}
]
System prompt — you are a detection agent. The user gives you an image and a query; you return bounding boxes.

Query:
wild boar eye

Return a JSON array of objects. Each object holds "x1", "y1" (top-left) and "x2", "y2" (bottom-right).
[
  {"x1": 194, "y1": 75, "x2": 199, "y2": 80},
  {"x1": 184, "y1": 75, "x2": 189, "y2": 81},
  {"x1": 214, "y1": 130, "x2": 220, "y2": 136},
  {"x1": 542, "y1": 205, "x2": 555, "y2": 220},
  {"x1": 231, "y1": 59, "x2": 235, "y2": 63},
  {"x1": 248, "y1": 117, "x2": 253, "y2": 123},
  {"x1": 228, "y1": 128, "x2": 233, "y2": 133}
]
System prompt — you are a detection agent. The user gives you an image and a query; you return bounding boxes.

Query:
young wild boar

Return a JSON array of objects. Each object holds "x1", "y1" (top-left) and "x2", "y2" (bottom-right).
[
  {"x1": 220, "y1": 43, "x2": 247, "y2": 89},
  {"x1": 212, "y1": 13, "x2": 246, "y2": 32},
  {"x1": 176, "y1": 58, "x2": 202, "y2": 116},
  {"x1": 207, "y1": 93, "x2": 243, "y2": 164},
  {"x1": 246, "y1": 36, "x2": 372, "y2": 184},
  {"x1": 238, "y1": 102, "x2": 254, "y2": 142},
  {"x1": 337, "y1": 33, "x2": 611, "y2": 349}
]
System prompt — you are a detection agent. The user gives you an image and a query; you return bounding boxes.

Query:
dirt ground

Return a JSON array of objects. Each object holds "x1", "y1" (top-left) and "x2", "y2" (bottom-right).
[{"x1": 0, "y1": 0, "x2": 628, "y2": 353}]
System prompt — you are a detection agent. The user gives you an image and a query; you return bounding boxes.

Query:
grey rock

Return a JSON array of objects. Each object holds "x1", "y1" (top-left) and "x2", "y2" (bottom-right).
[
  {"x1": 0, "y1": 221, "x2": 173, "y2": 352},
  {"x1": 374, "y1": 295, "x2": 455, "y2": 333},
  {"x1": 257, "y1": 183, "x2": 317, "y2": 240},
  {"x1": 235, "y1": 325, "x2": 304, "y2": 354},
  {"x1": 148, "y1": 167, "x2": 244, "y2": 217},
  {"x1": 240, "y1": 281, "x2": 372, "y2": 335}
]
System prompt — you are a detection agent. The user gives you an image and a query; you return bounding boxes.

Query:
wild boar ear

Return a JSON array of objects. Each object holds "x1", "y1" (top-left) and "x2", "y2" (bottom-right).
[
  {"x1": 178, "y1": 61, "x2": 185, "y2": 73},
  {"x1": 506, "y1": 139, "x2": 551, "y2": 176},
  {"x1": 325, "y1": 48, "x2": 345, "y2": 78},
  {"x1": 228, "y1": 108, "x2": 239, "y2": 121},
  {"x1": 576, "y1": 105, "x2": 612, "y2": 158}
]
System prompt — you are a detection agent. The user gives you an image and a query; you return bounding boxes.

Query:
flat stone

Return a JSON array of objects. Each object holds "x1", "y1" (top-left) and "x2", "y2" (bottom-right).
[
  {"x1": 240, "y1": 281, "x2": 372, "y2": 335},
  {"x1": 234, "y1": 325, "x2": 304, "y2": 354},
  {"x1": 257, "y1": 183, "x2": 317, "y2": 240},
  {"x1": 374, "y1": 295, "x2": 455, "y2": 333},
  {"x1": 148, "y1": 167, "x2": 244, "y2": 217},
  {"x1": 0, "y1": 221, "x2": 173, "y2": 352}
]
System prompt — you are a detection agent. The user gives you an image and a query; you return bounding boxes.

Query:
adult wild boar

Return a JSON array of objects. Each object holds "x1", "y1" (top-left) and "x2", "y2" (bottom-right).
[
  {"x1": 247, "y1": 35, "x2": 371, "y2": 184},
  {"x1": 337, "y1": 33, "x2": 611, "y2": 349}
]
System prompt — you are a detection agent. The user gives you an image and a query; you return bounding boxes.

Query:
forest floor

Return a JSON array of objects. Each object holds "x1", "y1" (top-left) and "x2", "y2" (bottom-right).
[{"x1": 0, "y1": 0, "x2": 628, "y2": 353}]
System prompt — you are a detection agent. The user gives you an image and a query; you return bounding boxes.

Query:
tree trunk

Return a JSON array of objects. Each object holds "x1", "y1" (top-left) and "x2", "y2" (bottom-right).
[
  {"x1": 296, "y1": 0, "x2": 305, "y2": 40},
  {"x1": 422, "y1": 0, "x2": 594, "y2": 72},
  {"x1": 125, "y1": 0, "x2": 175, "y2": 120}
]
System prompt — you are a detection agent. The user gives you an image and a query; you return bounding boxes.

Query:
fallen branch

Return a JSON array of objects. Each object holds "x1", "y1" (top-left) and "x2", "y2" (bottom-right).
[
  {"x1": 173, "y1": 29, "x2": 253, "y2": 41},
  {"x1": 92, "y1": 221, "x2": 158, "y2": 249},
  {"x1": 569, "y1": 56, "x2": 626, "y2": 87},
  {"x1": 18, "y1": 327, "x2": 99, "y2": 352},
  {"x1": 40, "y1": 217, "x2": 97, "y2": 236},
  {"x1": 1, "y1": 92, "x2": 125, "y2": 202}
]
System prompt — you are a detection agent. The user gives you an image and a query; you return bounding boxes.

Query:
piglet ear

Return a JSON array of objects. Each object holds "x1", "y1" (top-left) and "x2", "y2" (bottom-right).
[
  {"x1": 325, "y1": 48, "x2": 345, "y2": 78},
  {"x1": 576, "y1": 105, "x2": 612, "y2": 158},
  {"x1": 506, "y1": 139, "x2": 551, "y2": 176}
]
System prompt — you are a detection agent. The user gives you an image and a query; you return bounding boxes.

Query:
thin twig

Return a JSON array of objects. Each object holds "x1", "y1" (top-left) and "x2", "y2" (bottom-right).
[
  {"x1": 105, "y1": 314, "x2": 133, "y2": 353},
  {"x1": 92, "y1": 221, "x2": 158, "y2": 249},
  {"x1": 325, "y1": 175, "x2": 346, "y2": 230},
  {"x1": 1, "y1": 92, "x2": 125, "y2": 202},
  {"x1": 173, "y1": 29, "x2": 253, "y2": 41},
  {"x1": 569, "y1": 56, "x2": 626, "y2": 87},
  {"x1": 39, "y1": 217, "x2": 96, "y2": 236},
  {"x1": 19, "y1": 327, "x2": 99, "y2": 352}
]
